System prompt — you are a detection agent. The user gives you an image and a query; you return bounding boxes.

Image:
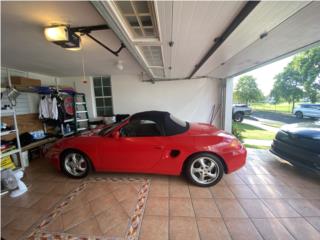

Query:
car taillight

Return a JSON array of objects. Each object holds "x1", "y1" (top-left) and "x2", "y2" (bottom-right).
[{"x1": 230, "y1": 139, "x2": 242, "y2": 149}]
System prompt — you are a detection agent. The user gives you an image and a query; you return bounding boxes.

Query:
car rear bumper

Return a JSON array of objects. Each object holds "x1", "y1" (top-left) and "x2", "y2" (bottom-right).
[
  {"x1": 270, "y1": 139, "x2": 320, "y2": 171},
  {"x1": 223, "y1": 146, "x2": 247, "y2": 174}
]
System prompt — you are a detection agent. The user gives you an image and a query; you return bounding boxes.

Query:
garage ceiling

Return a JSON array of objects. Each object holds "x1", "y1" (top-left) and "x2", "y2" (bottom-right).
[
  {"x1": 158, "y1": 1, "x2": 245, "y2": 79},
  {"x1": 157, "y1": 0, "x2": 318, "y2": 79},
  {"x1": 1, "y1": 1, "x2": 320, "y2": 80},
  {"x1": 1, "y1": 1, "x2": 143, "y2": 77},
  {"x1": 208, "y1": 1, "x2": 320, "y2": 78},
  {"x1": 195, "y1": 1, "x2": 320, "y2": 78}
]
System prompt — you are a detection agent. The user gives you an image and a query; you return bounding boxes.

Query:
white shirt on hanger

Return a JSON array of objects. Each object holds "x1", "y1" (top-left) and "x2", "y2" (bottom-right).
[{"x1": 39, "y1": 96, "x2": 58, "y2": 120}]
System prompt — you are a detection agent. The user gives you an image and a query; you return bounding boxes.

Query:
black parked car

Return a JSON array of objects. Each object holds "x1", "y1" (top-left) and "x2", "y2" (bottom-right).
[{"x1": 270, "y1": 122, "x2": 320, "y2": 172}]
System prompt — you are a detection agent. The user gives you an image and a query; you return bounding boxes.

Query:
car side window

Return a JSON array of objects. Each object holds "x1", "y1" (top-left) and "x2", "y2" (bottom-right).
[{"x1": 120, "y1": 120, "x2": 163, "y2": 137}]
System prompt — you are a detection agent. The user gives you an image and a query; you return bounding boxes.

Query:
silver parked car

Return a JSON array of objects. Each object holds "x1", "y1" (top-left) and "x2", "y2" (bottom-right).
[
  {"x1": 232, "y1": 104, "x2": 252, "y2": 122},
  {"x1": 293, "y1": 104, "x2": 320, "y2": 119}
]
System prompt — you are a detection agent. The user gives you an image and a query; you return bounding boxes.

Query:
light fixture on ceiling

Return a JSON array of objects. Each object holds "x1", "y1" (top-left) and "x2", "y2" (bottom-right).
[
  {"x1": 65, "y1": 40, "x2": 82, "y2": 51},
  {"x1": 65, "y1": 46, "x2": 82, "y2": 51},
  {"x1": 44, "y1": 25, "x2": 81, "y2": 50},
  {"x1": 116, "y1": 60, "x2": 124, "y2": 71},
  {"x1": 44, "y1": 26, "x2": 68, "y2": 41},
  {"x1": 44, "y1": 24, "x2": 126, "y2": 55}
]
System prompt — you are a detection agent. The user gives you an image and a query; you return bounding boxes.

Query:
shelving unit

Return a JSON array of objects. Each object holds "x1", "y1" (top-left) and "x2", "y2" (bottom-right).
[
  {"x1": 0, "y1": 109, "x2": 24, "y2": 168},
  {"x1": 0, "y1": 129, "x2": 16, "y2": 137}
]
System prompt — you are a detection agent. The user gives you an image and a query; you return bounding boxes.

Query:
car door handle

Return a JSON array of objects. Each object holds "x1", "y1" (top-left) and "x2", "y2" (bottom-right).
[{"x1": 154, "y1": 146, "x2": 164, "y2": 150}]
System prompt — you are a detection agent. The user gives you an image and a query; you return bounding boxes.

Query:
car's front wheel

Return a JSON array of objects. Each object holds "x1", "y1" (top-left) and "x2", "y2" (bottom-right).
[
  {"x1": 233, "y1": 112, "x2": 244, "y2": 122},
  {"x1": 185, "y1": 153, "x2": 224, "y2": 187},
  {"x1": 61, "y1": 150, "x2": 90, "y2": 178},
  {"x1": 295, "y1": 111, "x2": 303, "y2": 119}
]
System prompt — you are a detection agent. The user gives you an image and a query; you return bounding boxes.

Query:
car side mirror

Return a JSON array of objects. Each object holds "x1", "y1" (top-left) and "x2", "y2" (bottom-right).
[{"x1": 111, "y1": 130, "x2": 120, "y2": 139}]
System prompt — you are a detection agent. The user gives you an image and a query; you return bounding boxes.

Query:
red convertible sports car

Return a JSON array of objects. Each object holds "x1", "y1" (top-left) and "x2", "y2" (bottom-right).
[{"x1": 47, "y1": 111, "x2": 246, "y2": 187}]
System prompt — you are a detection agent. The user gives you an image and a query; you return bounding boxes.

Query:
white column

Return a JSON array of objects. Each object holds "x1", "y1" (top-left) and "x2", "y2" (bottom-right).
[{"x1": 224, "y1": 78, "x2": 233, "y2": 133}]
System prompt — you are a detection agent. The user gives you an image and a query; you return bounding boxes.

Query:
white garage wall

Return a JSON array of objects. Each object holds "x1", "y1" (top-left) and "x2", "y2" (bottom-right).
[
  {"x1": 1, "y1": 68, "x2": 223, "y2": 127},
  {"x1": 111, "y1": 75, "x2": 223, "y2": 126},
  {"x1": 66, "y1": 76, "x2": 96, "y2": 118}
]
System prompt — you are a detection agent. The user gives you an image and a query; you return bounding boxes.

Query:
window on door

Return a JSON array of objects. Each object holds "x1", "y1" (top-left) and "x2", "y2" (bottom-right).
[{"x1": 93, "y1": 76, "x2": 113, "y2": 116}]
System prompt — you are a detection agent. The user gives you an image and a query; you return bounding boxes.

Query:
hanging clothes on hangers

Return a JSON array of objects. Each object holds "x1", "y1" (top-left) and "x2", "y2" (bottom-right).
[{"x1": 39, "y1": 95, "x2": 58, "y2": 120}]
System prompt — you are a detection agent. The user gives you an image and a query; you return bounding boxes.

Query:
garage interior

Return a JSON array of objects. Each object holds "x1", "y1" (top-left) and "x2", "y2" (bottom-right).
[{"x1": 1, "y1": 1, "x2": 320, "y2": 240}]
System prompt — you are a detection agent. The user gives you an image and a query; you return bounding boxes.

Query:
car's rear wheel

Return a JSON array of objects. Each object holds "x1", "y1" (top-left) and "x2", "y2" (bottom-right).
[
  {"x1": 233, "y1": 112, "x2": 244, "y2": 122},
  {"x1": 295, "y1": 111, "x2": 303, "y2": 119},
  {"x1": 61, "y1": 150, "x2": 90, "y2": 178},
  {"x1": 185, "y1": 153, "x2": 224, "y2": 187}
]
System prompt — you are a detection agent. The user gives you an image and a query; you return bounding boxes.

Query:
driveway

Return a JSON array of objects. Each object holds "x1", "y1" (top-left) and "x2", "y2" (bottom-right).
[
  {"x1": 249, "y1": 110, "x2": 315, "y2": 125},
  {"x1": 243, "y1": 119, "x2": 278, "y2": 133}
]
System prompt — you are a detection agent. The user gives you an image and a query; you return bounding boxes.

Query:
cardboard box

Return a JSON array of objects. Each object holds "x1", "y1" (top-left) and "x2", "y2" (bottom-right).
[{"x1": 11, "y1": 76, "x2": 41, "y2": 87}]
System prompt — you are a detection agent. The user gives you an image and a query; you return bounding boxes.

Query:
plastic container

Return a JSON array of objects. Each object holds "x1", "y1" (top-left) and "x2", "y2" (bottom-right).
[{"x1": 21, "y1": 151, "x2": 29, "y2": 167}]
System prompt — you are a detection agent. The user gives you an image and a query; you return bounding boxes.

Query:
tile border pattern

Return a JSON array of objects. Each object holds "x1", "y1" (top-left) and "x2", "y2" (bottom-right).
[{"x1": 24, "y1": 176, "x2": 150, "y2": 240}]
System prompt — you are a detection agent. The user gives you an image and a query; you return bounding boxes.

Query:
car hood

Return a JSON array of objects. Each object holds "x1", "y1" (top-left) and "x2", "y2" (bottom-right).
[{"x1": 281, "y1": 121, "x2": 320, "y2": 140}]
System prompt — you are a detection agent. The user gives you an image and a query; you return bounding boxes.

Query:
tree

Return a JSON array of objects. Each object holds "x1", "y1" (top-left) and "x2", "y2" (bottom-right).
[
  {"x1": 290, "y1": 47, "x2": 320, "y2": 102},
  {"x1": 234, "y1": 75, "x2": 264, "y2": 104},
  {"x1": 269, "y1": 88, "x2": 282, "y2": 105},
  {"x1": 271, "y1": 64, "x2": 304, "y2": 111}
]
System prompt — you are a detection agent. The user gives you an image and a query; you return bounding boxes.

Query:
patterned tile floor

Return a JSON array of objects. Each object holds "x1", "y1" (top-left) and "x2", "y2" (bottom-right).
[{"x1": 1, "y1": 149, "x2": 320, "y2": 240}]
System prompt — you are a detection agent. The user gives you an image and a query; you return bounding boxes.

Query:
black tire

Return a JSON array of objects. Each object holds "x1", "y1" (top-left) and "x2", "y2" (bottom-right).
[
  {"x1": 295, "y1": 111, "x2": 303, "y2": 119},
  {"x1": 60, "y1": 150, "x2": 90, "y2": 178},
  {"x1": 233, "y1": 112, "x2": 244, "y2": 122},
  {"x1": 184, "y1": 153, "x2": 224, "y2": 187}
]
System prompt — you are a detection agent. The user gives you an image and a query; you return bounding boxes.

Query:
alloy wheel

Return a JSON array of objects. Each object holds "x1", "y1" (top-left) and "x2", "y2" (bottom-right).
[
  {"x1": 190, "y1": 157, "x2": 219, "y2": 184},
  {"x1": 64, "y1": 152, "x2": 87, "y2": 177}
]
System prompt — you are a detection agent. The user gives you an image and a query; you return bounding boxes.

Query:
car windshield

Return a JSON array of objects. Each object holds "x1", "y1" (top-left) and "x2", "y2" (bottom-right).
[
  {"x1": 98, "y1": 118, "x2": 129, "y2": 136},
  {"x1": 169, "y1": 114, "x2": 187, "y2": 128}
]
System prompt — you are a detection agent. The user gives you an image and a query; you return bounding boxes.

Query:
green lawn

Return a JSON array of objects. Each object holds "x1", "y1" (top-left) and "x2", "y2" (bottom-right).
[
  {"x1": 234, "y1": 122, "x2": 276, "y2": 140},
  {"x1": 250, "y1": 102, "x2": 293, "y2": 114}
]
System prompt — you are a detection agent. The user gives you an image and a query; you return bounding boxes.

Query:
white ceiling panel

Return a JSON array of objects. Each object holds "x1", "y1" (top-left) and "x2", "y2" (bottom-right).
[
  {"x1": 157, "y1": 1, "x2": 245, "y2": 79},
  {"x1": 156, "y1": 1, "x2": 173, "y2": 78},
  {"x1": 195, "y1": 1, "x2": 311, "y2": 77},
  {"x1": 1, "y1": 1, "x2": 143, "y2": 77},
  {"x1": 209, "y1": 1, "x2": 320, "y2": 79}
]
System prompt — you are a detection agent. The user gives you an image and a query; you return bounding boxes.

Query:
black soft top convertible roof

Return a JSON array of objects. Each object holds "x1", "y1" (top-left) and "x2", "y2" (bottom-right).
[{"x1": 130, "y1": 111, "x2": 188, "y2": 136}]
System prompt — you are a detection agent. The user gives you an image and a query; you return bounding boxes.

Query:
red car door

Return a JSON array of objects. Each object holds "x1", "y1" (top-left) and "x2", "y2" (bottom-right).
[{"x1": 99, "y1": 120, "x2": 166, "y2": 172}]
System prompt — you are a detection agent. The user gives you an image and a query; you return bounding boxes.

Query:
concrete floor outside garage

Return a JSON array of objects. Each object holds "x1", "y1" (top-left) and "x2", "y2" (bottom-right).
[{"x1": 1, "y1": 149, "x2": 320, "y2": 240}]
